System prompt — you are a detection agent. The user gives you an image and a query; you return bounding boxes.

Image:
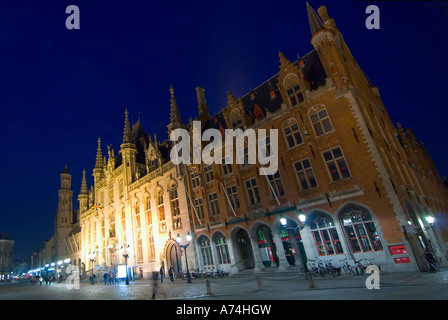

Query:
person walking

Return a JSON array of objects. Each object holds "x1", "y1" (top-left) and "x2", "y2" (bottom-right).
[
  {"x1": 103, "y1": 272, "x2": 108, "y2": 284},
  {"x1": 151, "y1": 271, "x2": 158, "y2": 299},
  {"x1": 169, "y1": 266, "x2": 175, "y2": 282},
  {"x1": 39, "y1": 276, "x2": 43, "y2": 286},
  {"x1": 159, "y1": 266, "x2": 164, "y2": 283}
]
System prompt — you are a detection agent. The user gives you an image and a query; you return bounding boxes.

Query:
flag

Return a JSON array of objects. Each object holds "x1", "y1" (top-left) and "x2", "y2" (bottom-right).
[{"x1": 213, "y1": 166, "x2": 222, "y2": 184}]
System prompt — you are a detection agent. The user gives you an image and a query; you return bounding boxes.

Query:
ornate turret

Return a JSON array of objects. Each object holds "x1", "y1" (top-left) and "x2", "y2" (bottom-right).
[
  {"x1": 167, "y1": 85, "x2": 186, "y2": 135},
  {"x1": 78, "y1": 169, "x2": 89, "y2": 214},
  {"x1": 196, "y1": 86, "x2": 210, "y2": 124},
  {"x1": 306, "y1": 2, "x2": 325, "y2": 36},
  {"x1": 120, "y1": 108, "x2": 138, "y2": 188}
]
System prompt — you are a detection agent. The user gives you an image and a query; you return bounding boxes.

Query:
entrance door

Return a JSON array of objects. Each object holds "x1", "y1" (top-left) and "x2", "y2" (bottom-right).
[
  {"x1": 236, "y1": 229, "x2": 255, "y2": 270},
  {"x1": 256, "y1": 225, "x2": 279, "y2": 267},
  {"x1": 167, "y1": 243, "x2": 182, "y2": 274}
]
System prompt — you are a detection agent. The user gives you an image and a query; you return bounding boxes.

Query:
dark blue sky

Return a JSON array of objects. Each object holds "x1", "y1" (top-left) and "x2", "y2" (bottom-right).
[{"x1": 1, "y1": 1, "x2": 447, "y2": 261}]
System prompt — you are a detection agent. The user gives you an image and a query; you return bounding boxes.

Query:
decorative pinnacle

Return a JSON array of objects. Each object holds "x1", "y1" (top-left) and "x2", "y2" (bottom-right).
[
  {"x1": 123, "y1": 108, "x2": 131, "y2": 144},
  {"x1": 95, "y1": 137, "x2": 104, "y2": 169},
  {"x1": 80, "y1": 169, "x2": 88, "y2": 194}
]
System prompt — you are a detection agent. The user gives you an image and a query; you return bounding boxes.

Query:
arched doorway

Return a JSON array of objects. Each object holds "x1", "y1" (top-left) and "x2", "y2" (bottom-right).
[
  {"x1": 166, "y1": 241, "x2": 182, "y2": 275},
  {"x1": 255, "y1": 224, "x2": 279, "y2": 267},
  {"x1": 232, "y1": 228, "x2": 255, "y2": 271},
  {"x1": 279, "y1": 219, "x2": 305, "y2": 266}
]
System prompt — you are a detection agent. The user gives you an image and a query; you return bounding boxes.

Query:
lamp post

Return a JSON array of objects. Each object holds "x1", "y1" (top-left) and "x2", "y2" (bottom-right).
[
  {"x1": 280, "y1": 211, "x2": 307, "y2": 267},
  {"x1": 176, "y1": 232, "x2": 192, "y2": 283},
  {"x1": 120, "y1": 245, "x2": 131, "y2": 285},
  {"x1": 88, "y1": 252, "x2": 96, "y2": 283}
]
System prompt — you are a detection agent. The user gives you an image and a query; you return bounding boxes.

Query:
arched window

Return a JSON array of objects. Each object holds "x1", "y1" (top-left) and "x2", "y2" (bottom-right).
[
  {"x1": 282, "y1": 118, "x2": 303, "y2": 148},
  {"x1": 198, "y1": 235, "x2": 214, "y2": 266},
  {"x1": 214, "y1": 233, "x2": 231, "y2": 264},
  {"x1": 340, "y1": 205, "x2": 383, "y2": 253},
  {"x1": 309, "y1": 105, "x2": 333, "y2": 136},
  {"x1": 308, "y1": 212, "x2": 343, "y2": 256}
]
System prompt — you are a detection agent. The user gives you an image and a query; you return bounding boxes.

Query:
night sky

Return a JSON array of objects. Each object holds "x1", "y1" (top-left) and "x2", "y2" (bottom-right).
[{"x1": 1, "y1": 1, "x2": 447, "y2": 261}]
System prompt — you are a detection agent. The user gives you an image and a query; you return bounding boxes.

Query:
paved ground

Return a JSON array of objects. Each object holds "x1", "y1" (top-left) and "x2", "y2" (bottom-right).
[{"x1": 1, "y1": 268, "x2": 448, "y2": 301}]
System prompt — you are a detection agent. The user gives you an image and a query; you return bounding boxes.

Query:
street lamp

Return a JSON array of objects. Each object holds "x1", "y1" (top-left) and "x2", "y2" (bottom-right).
[
  {"x1": 176, "y1": 232, "x2": 192, "y2": 283},
  {"x1": 426, "y1": 216, "x2": 435, "y2": 225},
  {"x1": 120, "y1": 245, "x2": 131, "y2": 285},
  {"x1": 280, "y1": 212, "x2": 308, "y2": 270}
]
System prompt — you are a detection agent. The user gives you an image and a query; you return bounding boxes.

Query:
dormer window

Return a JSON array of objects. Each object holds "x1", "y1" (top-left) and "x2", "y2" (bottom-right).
[
  {"x1": 229, "y1": 109, "x2": 243, "y2": 129},
  {"x1": 286, "y1": 84, "x2": 304, "y2": 107}
]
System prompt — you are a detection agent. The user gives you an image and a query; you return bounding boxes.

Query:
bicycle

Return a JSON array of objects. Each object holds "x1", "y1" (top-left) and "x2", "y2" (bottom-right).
[
  {"x1": 306, "y1": 259, "x2": 320, "y2": 277},
  {"x1": 340, "y1": 258, "x2": 356, "y2": 276},
  {"x1": 323, "y1": 259, "x2": 340, "y2": 277},
  {"x1": 354, "y1": 259, "x2": 366, "y2": 276}
]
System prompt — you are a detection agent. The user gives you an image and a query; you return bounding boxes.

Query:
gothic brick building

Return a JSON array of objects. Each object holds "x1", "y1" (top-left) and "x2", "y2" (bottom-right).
[{"x1": 182, "y1": 3, "x2": 448, "y2": 273}]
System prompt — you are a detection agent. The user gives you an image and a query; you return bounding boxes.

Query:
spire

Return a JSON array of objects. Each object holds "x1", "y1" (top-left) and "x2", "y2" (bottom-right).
[
  {"x1": 95, "y1": 137, "x2": 104, "y2": 169},
  {"x1": 123, "y1": 108, "x2": 131, "y2": 144},
  {"x1": 306, "y1": 2, "x2": 325, "y2": 36},
  {"x1": 62, "y1": 164, "x2": 70, "y2": 174},
  {"x1": 168, "y1": 85, "x2": 184, "y2": 135},
  {"x1": 80, "y1": 169, "x2": 88, "y2": 194},
  {"x1": 196, "y1": 86, "x2": 210, "y2": 122}
]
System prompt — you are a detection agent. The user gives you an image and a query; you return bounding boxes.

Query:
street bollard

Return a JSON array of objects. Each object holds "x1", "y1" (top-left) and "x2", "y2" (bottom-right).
[
  {"x1": 306, "y1": 271, "x2": 316, "y2": 289},
  {"x1": 256, "y1": 276, "x2": 263, "y2": 291},
  {"x1": 206, "y1": 279, "x2": 213, "y2": 295}
]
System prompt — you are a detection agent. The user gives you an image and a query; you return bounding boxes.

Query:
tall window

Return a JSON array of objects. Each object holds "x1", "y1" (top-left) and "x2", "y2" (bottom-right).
[
  {"x1": 310, "y1": 105, "x2": 333, "y2": 136},
  {"x1": 147, "y1": 234, "x2": 155, "y2": 260},
  {"x1": 294, "y1": 158, "x2": 317, "y2": 190},
  {"x1": 190, "y1": 171, "x2": 201, "y2": 188},
  {"x1": 267, "y1": 171, "x2": 285, "y2": 198},
  {"x1": 121, "y1": 208, "x2": 126, "y2": 232},
  {"x1": 221, "y1": 154, "x2": 233, "y2": 176},
  {"x1": 157, "y1": 190, "x2": 166, "y2": 233},
  {"x1": 135, "y1": 203, "x2": 141, "y2": 229},
  {"x1": 145, "y1": 196, "x2": 155, "y2": 261},
  {"x1": 208, "y1": 192, "x2": 220, "y2": 216},
  {"x1": 245, "y1": 178, "x2": 261, "y2": 205},
  {"x1": 194, "y1": 198, "x2": 204, "y2": 221},
  {"x1": 145, "y1": 197, "x2": 152, "y2": 225},
  {"x1": 214, "y1": 233, "x2": 231, "y2": 264},
  {"x1": 226, "y1": 185, "x2": 240, "y2": 211},
  {"x1": 323, "y1": 147, "x2": 351, "y2": 181},
  {"x1": 282, "y1": 119, "x2": 303, "y2": 148},
  {"x1": 169, "y1": 185, "x2": 181, "y2": 229},
  {"x1": 308, "y1": 212, "x2": 343, "y2": 256},
  {"x1": 204, "y1": 165, "x2": 214, "y2": 183},
  {"x1": 340, "y1": 205, "x2": 383, "y2": 253},
  {"x1": 198, "y1": 235, "x2": 214, "y2": 266}
]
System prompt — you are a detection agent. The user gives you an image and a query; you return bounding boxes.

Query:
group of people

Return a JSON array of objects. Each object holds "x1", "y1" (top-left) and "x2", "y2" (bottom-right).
[
  {"x1": 89, "y1": 271, "x2": 119, "y2": 284},
  {"x1": 158, "y1": 265, "x2": 176, "y2": 283},
  {"x1": 30, "y1": 275, "x2": 53, "y2": 285}
]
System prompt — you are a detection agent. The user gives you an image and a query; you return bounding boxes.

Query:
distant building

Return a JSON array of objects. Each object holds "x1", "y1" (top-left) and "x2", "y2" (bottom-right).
[{"x1": 0, "y1": 233, "x2": 14, "y2": 280}]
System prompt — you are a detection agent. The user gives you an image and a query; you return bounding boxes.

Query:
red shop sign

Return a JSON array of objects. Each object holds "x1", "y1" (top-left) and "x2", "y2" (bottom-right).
[
  {"x1": 394, "y1": 257, "x2": 411, "y2": 264},
  {"x1": 389, "y1": 245, "x2": 408, "y2": 255}
]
